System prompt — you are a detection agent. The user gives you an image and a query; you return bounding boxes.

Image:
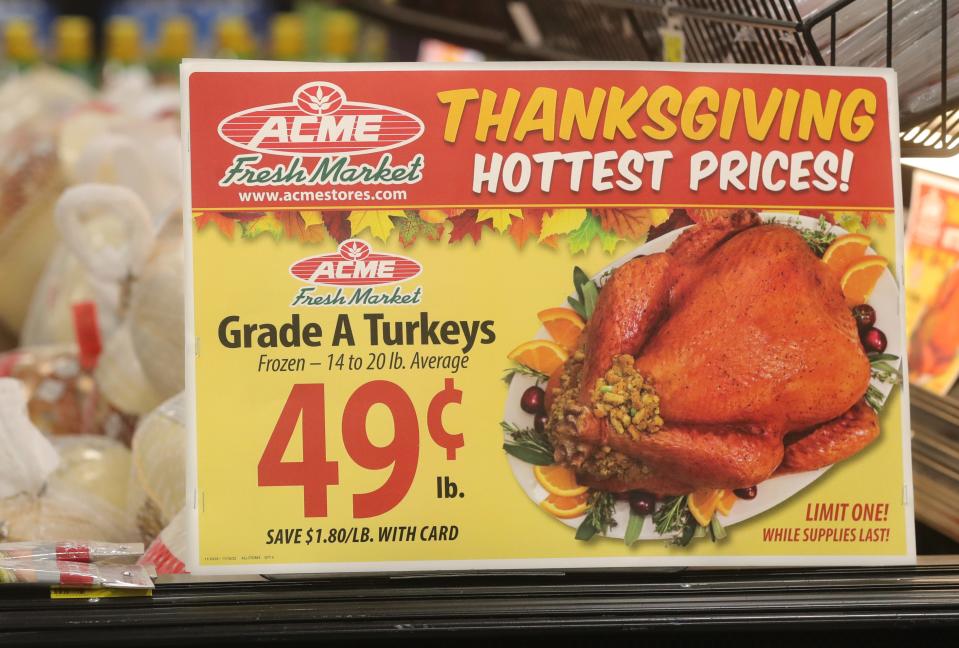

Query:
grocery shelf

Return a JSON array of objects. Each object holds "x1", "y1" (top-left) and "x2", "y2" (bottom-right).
[
  {"x1": 912, "y1": 385, "x2": 959, "y2": 544},
  {"x1": 350, "y1": 0, "x2": 959, "y2": 157},
  {"x1": 2, "y1": 561, "x2": 959, "y2": 644}
]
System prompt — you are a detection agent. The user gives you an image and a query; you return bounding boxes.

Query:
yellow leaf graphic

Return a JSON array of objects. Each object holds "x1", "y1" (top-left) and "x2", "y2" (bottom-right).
[
  {"x1": 539, "y1": 209, "x2": 587, "y2": 241},
  {"x1": 420, "y1": 208, "x2": 464, "y2": 224},
  {"x1": 348, "y1": 209, "x2": 404, "y2": 241},
  {"x1": 596, "y1": 207, "x2": 668, "y2": 241},
  {"x1": 477, "y1": 208, "x2": 522, "y2": 233},
  {"x1": 300, "y1": 210, "x2": 325, "y2": 228},
  {"x1": 243, "y1": 213, "x2": 285, "y2": 240}
]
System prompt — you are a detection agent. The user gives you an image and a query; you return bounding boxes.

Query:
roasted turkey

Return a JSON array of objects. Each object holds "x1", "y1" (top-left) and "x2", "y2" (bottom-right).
[{"x1": 545, "y1": 210, "x2": 878, "y2": 496}]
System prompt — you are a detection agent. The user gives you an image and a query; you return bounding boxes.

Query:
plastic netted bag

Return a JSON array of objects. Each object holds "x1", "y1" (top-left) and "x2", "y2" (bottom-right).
[
  {"x1": 0, "y1": 378, "x2": 138, "y2": 544},
  {"x1": 0, "y1": 346, "x2": 137, "y2": 444},
  {"x1": 127, "y1": 393, "x2": 185, "y2": 543}
]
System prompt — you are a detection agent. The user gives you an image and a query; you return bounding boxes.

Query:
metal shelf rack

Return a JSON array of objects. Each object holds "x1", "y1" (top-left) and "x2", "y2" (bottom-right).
[{"x1": 350, "y1": 0, "x2": 959, "y2": 157}]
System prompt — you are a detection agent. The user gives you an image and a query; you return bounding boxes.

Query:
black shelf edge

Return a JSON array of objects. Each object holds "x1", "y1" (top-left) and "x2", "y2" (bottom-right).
[{"x1": 3, "y1": 562, "x2": 959, "y2": 644}]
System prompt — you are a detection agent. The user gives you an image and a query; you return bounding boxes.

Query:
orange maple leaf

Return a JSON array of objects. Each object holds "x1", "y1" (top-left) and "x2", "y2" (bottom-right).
[
  {"x1": 194, "y1": 211, "x2": 235, "y2": 239},
  {"x1": 596, "y1": 207, "x2": 669, "y2": 240},
  {"x1": 509, "y1": 210, "x2": 543, "y2": 248}
]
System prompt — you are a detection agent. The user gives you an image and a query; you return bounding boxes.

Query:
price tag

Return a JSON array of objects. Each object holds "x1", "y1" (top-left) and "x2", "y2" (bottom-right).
[{"x1": 182, "y1": 60, "x2": 913, "y2": 574}]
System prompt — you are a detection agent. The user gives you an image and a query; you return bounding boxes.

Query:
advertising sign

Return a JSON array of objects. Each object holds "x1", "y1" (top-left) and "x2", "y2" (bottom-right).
[
  {"x1": 905, "y1": 170, "x2": 959, "y2": 395},
  {"x1": 182, "y1": 61, "x2": 914, "y2": 573}
]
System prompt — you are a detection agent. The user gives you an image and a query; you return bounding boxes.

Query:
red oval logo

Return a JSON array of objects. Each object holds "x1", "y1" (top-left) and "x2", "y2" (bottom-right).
[
  {"x1": 218, "y1": 81, "x2": 424, "y2": 157},
  {"x1": 289, "y1": 239, "x2": 422, "y2": 287}
]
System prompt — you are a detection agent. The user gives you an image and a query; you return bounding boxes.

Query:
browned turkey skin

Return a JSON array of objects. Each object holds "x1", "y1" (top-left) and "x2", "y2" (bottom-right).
[{"x1": 544, "y1": 210, "x2": 878, "y2": 496}]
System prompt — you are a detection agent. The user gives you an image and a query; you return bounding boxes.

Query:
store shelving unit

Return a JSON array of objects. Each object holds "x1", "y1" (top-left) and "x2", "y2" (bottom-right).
[
  {"x1": 352, "y1": 0, "x2": 959, "y2": 157},
  {"x1": 2, "y1": 562, "x2": 959, "y2": 644}
]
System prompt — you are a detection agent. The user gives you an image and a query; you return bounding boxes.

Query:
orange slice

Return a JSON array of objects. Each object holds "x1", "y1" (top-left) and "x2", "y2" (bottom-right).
[
  {"x1": 822, "y1": 233, "x2": 871, "y2": 276},
  {"x1": 534, "y1": 464, "x2": 589, "y2": 497},
  {"x1": 540, "y1": 492, "x2": 589, "y2": 519},
  {"x1": 537, "y1": 307, "x2": 585, "y2": 351},
  {"x1": 507, "y1": 339, "x2": 568, "y2": 375},
  {"x1": 840, "y1": 255, "x2": 887, "y2": 306},
  {"x1": 688, "y1": 489, "x2": 722, "y2": 526},
  {"x1": 716, "y1": 490, "x2": 737, "y2": 516}
]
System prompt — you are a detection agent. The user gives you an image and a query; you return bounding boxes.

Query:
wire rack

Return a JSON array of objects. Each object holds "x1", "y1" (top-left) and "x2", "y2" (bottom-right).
[{"x1": 350, "y1": 0, "x2": 959, "y2": 157}]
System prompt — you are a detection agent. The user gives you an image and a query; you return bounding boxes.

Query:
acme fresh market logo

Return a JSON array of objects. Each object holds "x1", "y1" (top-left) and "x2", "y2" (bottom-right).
[
  {"x1": 217, "y1": 82, "x2": 425, "y2": 189},
  {"x1": 289, "y1": 239, "x2": 423, "y2": 308}
]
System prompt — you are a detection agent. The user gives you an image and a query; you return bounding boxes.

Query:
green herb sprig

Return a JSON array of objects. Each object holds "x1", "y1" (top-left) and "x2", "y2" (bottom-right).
[
  {"x1": 501, "y1": 421, "x2": 554, "y2": 465},
  {"x1": 568, "y1": 266, "x2": 600, "y2": 320},
  {"x1": 653, "y1": 495, "x2": 695, "y2": 545},
  {"x1": 865, "y1": 352, "x2": 901, "y2": 412},
  {"x1": 795, "y1": 216, "x2": 837, "y2": 257},
  {"x1": 575, "y1": 491, "x2": 617, "y2": 541},
  {"x1": 502, "y1": 364, "x2": 549, "y2": 385}
]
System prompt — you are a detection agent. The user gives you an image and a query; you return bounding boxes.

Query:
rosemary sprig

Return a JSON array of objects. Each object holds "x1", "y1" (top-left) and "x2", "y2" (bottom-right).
[
  {"x1": 575, "y1": 491, "x2": 617, "y2": 541},
  {"x1": 794, "y1": 216, "x2": 837, "y2": 257},
  {"x1": 653, "y1": 495, "x2": 690, "y2": 537},
  {"x1": 501, "y1": 421, "x2": 554, "y2": 465},
  {"x1": 502, "y1": 364, "x2": 549, "y2": 385}
]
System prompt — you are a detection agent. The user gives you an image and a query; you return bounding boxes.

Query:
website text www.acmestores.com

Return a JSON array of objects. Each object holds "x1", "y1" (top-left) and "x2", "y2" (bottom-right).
[{"x1": 238, "y1": 188, "x2": 409, "y2": 204}]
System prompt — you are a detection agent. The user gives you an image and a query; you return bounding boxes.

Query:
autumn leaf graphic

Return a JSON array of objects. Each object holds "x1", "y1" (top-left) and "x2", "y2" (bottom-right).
[
  {"x1": 420, "y1": 208, "x2": 465, "y2": 224},
  {"x1": 509, "y1": 210, "x2": 544, "y2": 248},
  {"x1": 194, "y1": 211, "x2": 236, "y2": 239},
  {"x1": 595, "y1": 207, "x2": 669, "y2": 241},
  {"x1": 567, "y1": 213, "x2": 622, "y2": 255},
  {"x1": 476, "y1": 208, "x2": 522, "y2": 233},
  {"x1": 539, "y1": 209, "x2": 587, "y2": 241},
  {"x1": 448, "y1": 210, "x2": 489, "y2": 244},
  {"x1": 322, "y1": 210, "x2": 351, "y2": 242},
  {"x1": 396, "y1": 214, "x2": 444, "y2": 247},
  {"x1": 348, "y1": 209, "x2": 405, "y2": 241},
  {"x1": 240, "y1": 213, "x2": 285, "y2": 240}
]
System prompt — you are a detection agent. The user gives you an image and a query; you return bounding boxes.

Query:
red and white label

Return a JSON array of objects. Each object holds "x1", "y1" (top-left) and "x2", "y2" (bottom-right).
[
  {"x1": 289, "y1": 239, "x2": 422, "y2": 286},
  {"x1": 217, "y1": 81, "x2": 425, "y2": 157}
]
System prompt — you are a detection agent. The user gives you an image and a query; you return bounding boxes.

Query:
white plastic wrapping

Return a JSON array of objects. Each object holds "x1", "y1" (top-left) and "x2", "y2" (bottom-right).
[
  {"x1": 0, "y1": 379, "x2": 59, "y2": 500},
  {"x1": 0, "y1": 540, "x2": 143, "y2": 562},
  {"x1": 128, "y1": 393, "x2": 186, "y2": 543}
]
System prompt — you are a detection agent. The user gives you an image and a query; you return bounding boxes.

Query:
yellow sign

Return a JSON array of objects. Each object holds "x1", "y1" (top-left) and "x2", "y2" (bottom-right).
[{"x1": 182, "y1": 61, "x2": 914, "y2": 574}]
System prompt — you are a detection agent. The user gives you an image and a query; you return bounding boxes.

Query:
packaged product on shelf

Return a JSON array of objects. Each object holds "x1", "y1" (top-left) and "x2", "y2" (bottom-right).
[
  {"x1": 152, "y1": 15, "x2": 195, "y2": 82},
  {"x1": 0, "y1": 347, "x2": 137, "y2": 443},
  {"x1": 139, "y1": 508, "x2": 188, "y2": 574},
  {"x1": 0, "y1": 379, "x2": 59, "y2": 499},
  {"x1": 0, "y1": 101, "x2": 75, "y2": 341},
  {"x1": 94, "y1": 216, "x2": 185, "y2": 418},
  {"x1": 3, "y1": 18, "x2": 41, "y2": 72},
  {"x1": 21, "y1": 184, "x2": 156, "y2": 349},
  {"x1": 0, "y1": 559, "x2": 153, "y2": 588},
  {"x1": 0, "y1": 66, "x2": 98, "y2": 344},
  {"x1": 0, "y1": 540, "x2": 143, "y2": 563},
  {"x1": 270, "y1": 13, "x2": 306, "y2": 61},
  {"x1": 52, "y1": 16, "x2": 95, "y2": 85},
  {"x1": 0, "y1": 378, "x2": 138, "y2": 544},
  {"x1": 53, "y1": 435, "x2": 132, "y2": 511},
  {"x1": 127, "y1": 394, "x2": 185, "y2": 543}
]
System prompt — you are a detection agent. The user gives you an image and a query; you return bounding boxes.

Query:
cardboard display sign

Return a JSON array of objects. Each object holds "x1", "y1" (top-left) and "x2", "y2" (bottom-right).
[
  {"x1": 181, "y1": 61, "x2": 914, "y2": 574},
  {"x1": 905, "y1": 170, "x2": 959, "y2": 395}
]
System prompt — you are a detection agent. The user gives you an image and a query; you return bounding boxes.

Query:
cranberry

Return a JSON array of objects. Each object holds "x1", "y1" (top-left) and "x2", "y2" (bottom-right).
[
  {"x1": 861, "y1": 327, "x2": 887, "y2": 353},
  {"x1": 533, "y1": 413, "x2": 548, "y2": 434},
  {"x1": 851, "y1": 304, "x2": 877, "y2": 330},
  {"x1": 520, "y1": 386, "x2": 546, "y2": 414},
  {"x1": 628, "y1": 491, "x2": 656, "y2": 516},
  {"x1": 734, "y1": 486, "x2": 758, "y2": 500}
]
